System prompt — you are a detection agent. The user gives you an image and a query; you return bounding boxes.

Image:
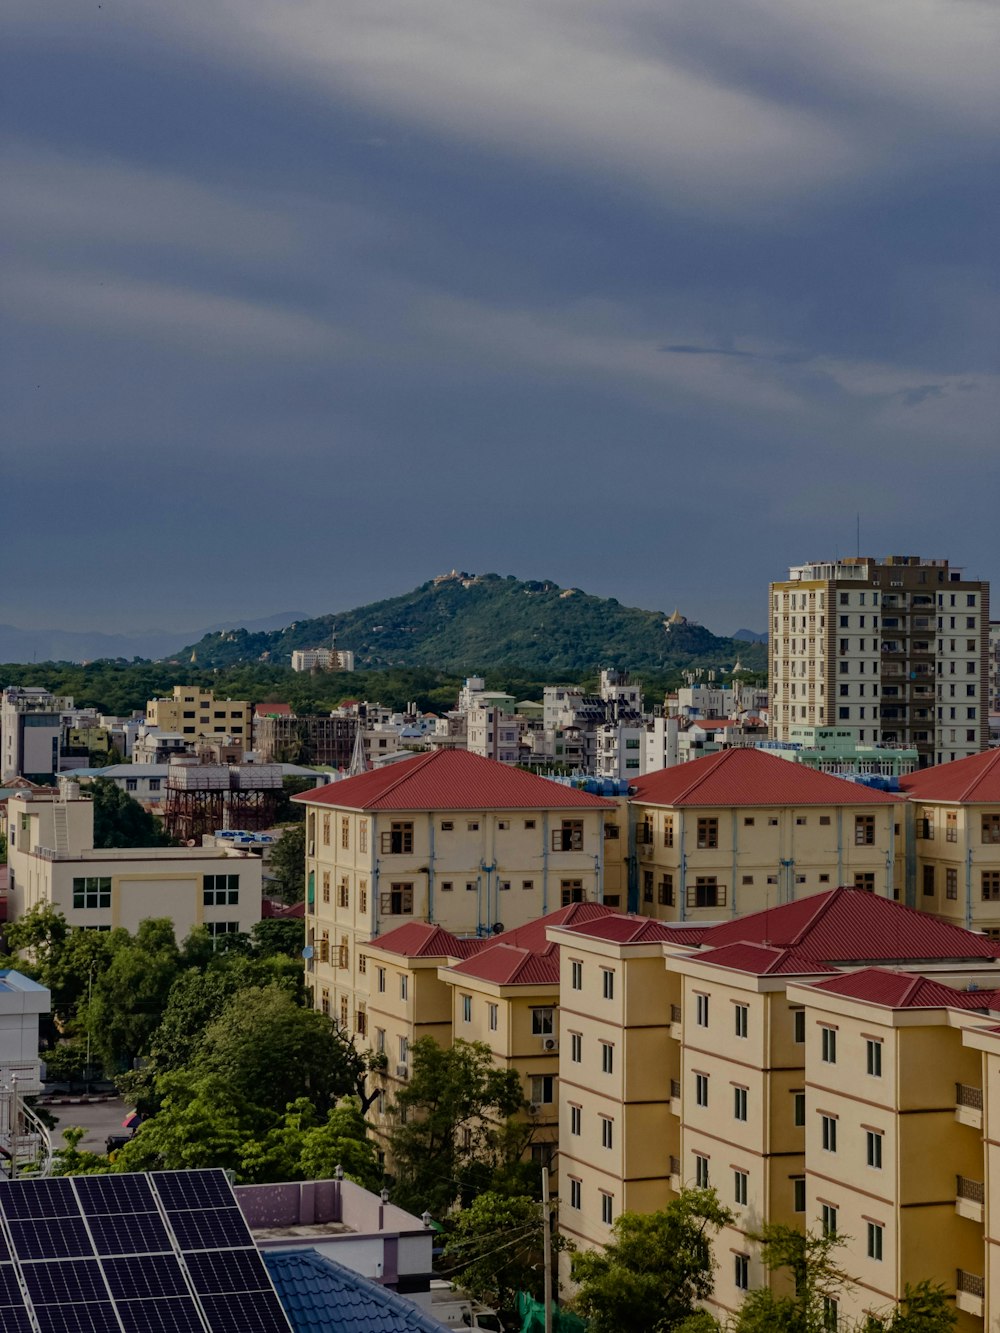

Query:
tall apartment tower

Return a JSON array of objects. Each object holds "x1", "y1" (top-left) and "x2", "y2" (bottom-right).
[{"x1": 769, "y1": 556, "x2": 990, "y2": 768}]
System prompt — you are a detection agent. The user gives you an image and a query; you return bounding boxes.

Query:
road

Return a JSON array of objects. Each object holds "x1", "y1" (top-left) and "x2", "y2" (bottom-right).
[{"x1": 44, "y1": 1097, "x2": 131, "y2": 1154}]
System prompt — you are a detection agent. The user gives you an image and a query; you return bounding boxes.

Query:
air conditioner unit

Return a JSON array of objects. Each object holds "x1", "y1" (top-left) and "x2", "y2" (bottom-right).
[
  {"x1": 395, "y1": 1064, "x2": 409, "y2": 1079},
  {"x1": 542, "y1": 1037, "x2": 559, "y2": 1052}
]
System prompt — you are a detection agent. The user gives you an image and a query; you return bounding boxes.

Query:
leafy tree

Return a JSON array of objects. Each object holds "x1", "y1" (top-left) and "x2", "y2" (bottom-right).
[
  {"x1": 385, "y1": 1038, "x2": 527, "y2": 1216},
  {"x1": 0, "y1": 831, "x2": 6, "y2": 863},
  {"x1": 3, "y1": 904, "x2": 68, "y2": 969},
  {"x1": 49, "y1": 1126, "x2": 112, "y2": 1177},
  {"x1": 570, "y1": 1190, "x2": 734, "y2": 1333},
  {"x1": 859, "y1": 1282, "x2": 957, "y2": 1332},
  {"x1": 267, "y1": 824, "x2": 305, "y2": 904},
  {"x1": 441, "y1": 1191, "x2": 567, "y2": 1319},
  {"x1": 89, "y1": 777, "x2": 172, "y2": 848},
  {"x1": 730, "y1": 1225, "x2": 853, "y2": 1333},
  {"x1": 84, "y1": 919, "x2": 181, "y2": 1073},
  {"x1": 240, "y1": 1097, "x2": 380, "y2": 1189},
  {"x1": 113, "y1": 1073, "x2": 261, "y2": 1176},
  {"x1": 251, "y1": 918, "x2": 303, "y2": 958}
]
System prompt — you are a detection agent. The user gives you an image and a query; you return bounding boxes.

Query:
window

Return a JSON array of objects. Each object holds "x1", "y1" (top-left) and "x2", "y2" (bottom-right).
[
  {"x1": 398, "y1": 1035, "x2": 408, "y2": 1065},
  {"x1": 946, "y1": 868, "x2": 958, "y2": 900},
  {"x1": 358, "y1": 953, "x2": 366, "y2": 975},
  {"x1": 793, "y1": 1177, "x2": 806, "y2": 1213},
  {"x1": 359, "y1": 821, "x2": 368, "y2": 853},
  {"x1": 339, "y1": 816, "x2": 349, "y2": 849},
  {"x1": 696, "y1": 993, "x2": 709, "y2": 1027},
  {"x1": 320, "y1": 987, "x2": 330, "y2": 1016},
  {"x1": 488, "y1": 1003, "x2": 498, "y2": 1031},
  {"x1": 600, "y1": 1192, "x2": 613, "y2": 1225},
  {"x1": 734, "y1": 1086, "x2": 748, "y2": 1122},
  {"x1": 853, "y1": 872, "x2": 875, "y2": 892},
  {"x1": 561, "y1": 880, "x2": 584, "y2": 905},
  {"x1": 867, "y1": 1222, "x2": 884, "y2": 1261},
  {"x1": 695, "y1": 1155, "x2": 710, "y2": 1188},
  {"x1": 689, "y1": 877, "x2": 724, "y2": 909},
  {"x1": 524, "y1": 819, "x2": 536, "y2": 830},
  {"x1": 866, "y1": 1039, "x2": 882, "y2": 1077},
  {"x1": 72, "y1": 877, "x2": 111, "y2": 910},
  {"x1": 206, "y1": 922, "x2": 239, "y2": 945},
  {"x1": 532, "y1": 1007, "x2": 554, "y2": 1036},
  {"x1": 866, "y1": 1130, "x2": 883, "y2": 1169},
  {"x1": 322, "y1": 871, "x2": 331, "y2": 904},
  {"x1": 338, "y1": 880, "x2": 350, "y2": 909},
  {"x1": 744, "y1": 816, "x2": 755, "y2": 827},
  {"x1": 569, "y1": 1179, "x2": 581, "y2": 1210},
  {"x1": 697, "y1": 817, "x2": 718, "y2": 849},
  {"x1": 821, "y1": 1204, "x2": 838, "y2": 1236},
  {"x1": 734, "y1": 1170, "x2": 748, "y2": 1206},
  {"x1": 983, "y1": 814, "x2": 1000, "y2": 845},
  {"x1": 570, "y1": 1032, "x2": 582, "y2": 1063},
  {"x1": 659, "y1": 874, "x2": 674, "y2": 906},
  {"x1": 440, "y1": 880, "x2": 453, "y2": 893},
  {"x1": 381, "y1": 821, "x2": 413, "y2": 854},
  {"x1": 571, "y1": 960, "x2": 582, "y2": 990},
  {"x1": 202, "y1": 873, "x2": 239, "y2": 906},
  {"x1": 695, "y1": 1074, "x2": 709, "y2": 1107},
  {"x1": 553, "y1": 820, "x2": 583, "y2": 851},
  {"x1": 321, "y1": 814, "x2": 331, "y2": 847},
  {"x1": 918, "y1": 808, "x2": 935, "y2": 840},
  {"x1": 734, "y1": 1004, "x2": 748, "y2": 1038},
  {"x1": 922, "y1": 865, "x2": 935, "y2": 897},
  {"x1": 377, "y1": 967, "x2": 386, "y2": 993},
  {"x1": 440, "y1": 820, "x2": 454, "y2": 832},
  {"x1": 467, "y1": 821, "x2": 479, "y2": 832},
  {"x1": 983, "y1": 872, "x2": 1000, "y2": 902},
  {"x1": 521, "y1": 879, "x2": 535, "y2": 891},
  {"x1": 466, "y1": 882, "x2": 477, "y2": 893},
  {"x1": 824, "y1": 1298, "x2": 839, "y2": 1331},
  {"x1": 734, "y1": 1254, "x2": 749, "y2": 1291},
  {"x1": 497, "y1": 819, "x2": 509, "y2": 831},
  {"x1": 821, "y1": 1115, "x2": 838, "y2": 1152},
  {"x1": 532, "y1": 1075, "x2": 555, "y2": 1105},
  {"x1": 643, "y1": 870, "x2": 654, "y2": 903},
  {"x1": 148, "y1": 778, "x2": 160, "y2": 792},
  {"x1": 601, "y1": 1041, "x2": 614, "y2": 1074},
  {"x1": 855, "y1": 815, "x2": 875, "y2": 846},
  {"x1": 375, "y1": 1027, "x2": 385, "y2": 1053},
  {"x1": 821, "y1": 1027, "x2": 837, "y2": 1064},
  {"x1": 570, "y1": 1105, "x2": 581, "y2": 1135},
  {"x1": 793, "y1": 1092, "x2": 805, "y2": 1126},
  {"x1": 604, "y1": 822, "x2": 620, "y2": 840},
  {"x1": 400, "y1": 975, "x2": 409, "y2": 1001},
  {"x1": 664, "y1": 817, "x2": 674, "y2": 848},
  {"x1": 381, "y1": 884, "x2": 414, "y2": 915},
  {"x1": 359, "y1": 883, "x2": 368, "y2": 913},
  {"x1": 602, "y1": 968, "x2": 615, "y2": 1000},
  {"x1": 600, "y1": 1116, "x2": 613, "y2": 1149},
  {"x1": 793, "y1": 1009, "x2": 805, "y2": 1043}
]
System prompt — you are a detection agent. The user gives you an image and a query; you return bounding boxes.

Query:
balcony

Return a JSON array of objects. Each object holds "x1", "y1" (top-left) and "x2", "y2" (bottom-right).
[
  {"x1": 955, "y1": 1175, "x2": 985, "y2": 1223},
  {"x1": 956, "y1": 1270, "x2": 984, "y2": 1318},
  {"x1": 670, "y1": 1004, "x2": 683, "y2": 1040},
  {"x1": 955, "y1": 1083, "x2": 983, "y2": 1129},
  {"x1": 669, "y1": 1079, "x2": 682, "y2": 1117}
]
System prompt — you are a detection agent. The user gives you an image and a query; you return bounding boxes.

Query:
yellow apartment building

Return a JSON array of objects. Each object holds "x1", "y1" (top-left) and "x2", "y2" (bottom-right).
[
  {"x1": 624, "y1": 748, "x2": 901, "y2": 921},
  {"x1": 293, "y1": 750, "x2": 614, "y2": 1033},
  {"x1": 900, "y1": 749, "x2": 1000, "y2": 934},
  {"x1": 960, "y1": 1020, "x2": 1000, "y2": 1326},
  {"x1": 145, "y1": 686, "x2": 251, "y2": 745}
]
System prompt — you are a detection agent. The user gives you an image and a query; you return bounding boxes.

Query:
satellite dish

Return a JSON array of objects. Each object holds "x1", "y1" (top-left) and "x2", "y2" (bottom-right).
[
  {"x1": 301, "y1": 945, "x2": 314, "y2": 959},
  {"x1": 186, "y1": 839, "x2": 196, "y2": 847},
  {"x1": 492, "y1": 922, "x2": 504, "y2": 935}
]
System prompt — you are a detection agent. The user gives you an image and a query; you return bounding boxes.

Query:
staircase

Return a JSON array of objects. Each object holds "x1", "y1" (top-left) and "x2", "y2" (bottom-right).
[
  {"x1": 51, "y1": 803, "x2": 69, "y2": 857},
  {"x1": 0, "y1": 1079, "x2": 53, "y2": 1178}
]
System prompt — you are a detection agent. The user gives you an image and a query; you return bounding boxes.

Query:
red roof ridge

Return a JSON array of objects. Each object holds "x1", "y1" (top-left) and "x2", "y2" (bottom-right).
[
  {"x1": 786, "y1": 891, "x2": 841, "y2": 949},
  {"x1": 901, "y1": 749, "x2": 1000, "y2": 803},
  {"x1": 364, "y1": 749, "x2": 440, "y2": 803}
]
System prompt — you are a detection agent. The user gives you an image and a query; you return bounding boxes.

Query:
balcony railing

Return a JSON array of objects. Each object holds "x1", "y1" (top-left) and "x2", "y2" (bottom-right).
[
  {"x1": 956, "y1": 1083, "x2": 983, "y2": 1110},
  {"x1": 957, "y1": 1176, "x2": 985, "y2": 1204},
  {"x1": 957, "y1": 1270, "x2": 985, "y2": 1299}
]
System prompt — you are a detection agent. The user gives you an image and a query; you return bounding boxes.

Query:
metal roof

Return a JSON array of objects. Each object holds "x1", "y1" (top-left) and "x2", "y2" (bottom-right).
[
  {"x1": 630, "y1": 747, "x2": 901, "y2": 807},
  {"x1": 900, "y1": 748, "x2": 1000, "y2": 803},
  {"x1": 264, "y1": 1250, "x2": 449, "y2": 1332}
]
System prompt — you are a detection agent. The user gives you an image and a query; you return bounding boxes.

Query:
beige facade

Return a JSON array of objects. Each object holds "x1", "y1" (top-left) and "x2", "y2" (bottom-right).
[
  {"x1": 6, "y1": 791, "x2": 261, "y2": 938},
  {"x1": 146, "y1": 687, "x2": 251, "y2": 746}
]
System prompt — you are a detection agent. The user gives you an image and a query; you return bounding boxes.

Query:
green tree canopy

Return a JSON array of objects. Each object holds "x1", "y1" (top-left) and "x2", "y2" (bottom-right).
[
  {"x1": 88, "y1": 777, "x2": 172, "y2": 848},
  {"x1": 84, "y1": 918, "x2": 181, "y2": 1073},
  {"x1": 570, "y1": 1190, "x2": 734, "y2": 1333},
  {"x1": 267, "y1": 824, "x2": 305, "y2": 904},
  {"x1": 441, "y1": 1191, "x2": 567, "y2": 1319}
]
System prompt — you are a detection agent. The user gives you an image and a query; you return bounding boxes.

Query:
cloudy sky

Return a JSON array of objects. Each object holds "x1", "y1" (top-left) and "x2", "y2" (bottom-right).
[{"x1": 5, "y1": 0, "x2": 998, "y2": 639}]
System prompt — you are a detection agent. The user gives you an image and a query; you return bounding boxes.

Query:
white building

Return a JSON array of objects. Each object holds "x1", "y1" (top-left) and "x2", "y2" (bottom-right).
[
  {"x1": 291, "y1": 648, "x2": 356, "y2": 673},
  {"x1": 1, "y1": 687, "x2": 74, "y2": 784}
]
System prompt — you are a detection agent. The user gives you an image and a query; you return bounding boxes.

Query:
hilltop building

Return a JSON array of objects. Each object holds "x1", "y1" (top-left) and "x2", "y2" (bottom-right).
[{"x1": 769, "y1": 556, "x2": 990, "y2": 767}]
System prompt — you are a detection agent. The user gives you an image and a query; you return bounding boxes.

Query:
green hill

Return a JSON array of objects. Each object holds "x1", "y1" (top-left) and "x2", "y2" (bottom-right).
[{"x1": 178, "y1": 573, "x2": 765, "y2": 677}]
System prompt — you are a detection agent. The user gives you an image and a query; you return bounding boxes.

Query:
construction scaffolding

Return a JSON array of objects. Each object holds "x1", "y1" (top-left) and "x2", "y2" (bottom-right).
[{"x1": 164, "y1": 758, "x2": 283, "y2": 844}]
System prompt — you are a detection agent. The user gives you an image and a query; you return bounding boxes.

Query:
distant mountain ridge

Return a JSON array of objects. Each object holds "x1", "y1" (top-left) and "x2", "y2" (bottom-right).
[
  {"x1": 176, "y1": 574, "x2": 767, "y2": 677},
  {"x1": 0, "y1": 613, "x2": 308, "y2": 666},
  {"x1": 732, "y1": 628, "x2": 768, "y2": 644}
]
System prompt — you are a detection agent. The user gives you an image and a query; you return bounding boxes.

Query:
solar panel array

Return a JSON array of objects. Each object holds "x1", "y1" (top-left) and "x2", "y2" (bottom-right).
[{"x1": 0, "y1": 1169, "x2": 292, "y2": 1333}]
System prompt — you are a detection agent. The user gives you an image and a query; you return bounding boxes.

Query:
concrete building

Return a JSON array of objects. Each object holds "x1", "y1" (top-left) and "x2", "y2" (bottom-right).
[
  {"x1": 291, "y1": 647, "x2": 356, "y2": 672},
  {"x1": 1, "y1": 687, "x2": 74, "y2": 783},
  {"x1": 989, "y1": 621, "x2": 1000, "y2": 719},
  {"x1": 5, "y1": 789, "x2": 262, "y2": 937},
  {"x1": 619, "y1": 747, "x2": 902, "y2": 921},
  {"x1": 769, "y1": 556, "x2": 990, "y2": 768},
  {"x1": 145, "y1": 686, "x2": 251, "y2": 747},
  {"x1": 253, "y1": 704, "x2": 358, "y2": 768},
  {"x1": 466, "y1": 704, "x2": 520, "y2": 765},
  {"x1": 294, "y1": 750, "x2": 615, "y2": 1039}
]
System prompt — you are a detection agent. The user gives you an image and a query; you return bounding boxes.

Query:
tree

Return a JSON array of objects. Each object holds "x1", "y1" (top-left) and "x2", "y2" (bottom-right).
[
  {"x1": 570, "y1": 1190, "x2": 734, "y2": 1333},
  {"x1": 385, "y1": 1038, "x2": 527, "y2": 1216},
  {"x1": 239, "y1": 1096, "x2": 381, "y2": 1189},
  {"x1": 84, "y1": 919, "x2": 181, "y2": 1073},
  {"x1": 267, "y1": 824, "x2": 305, "y2": 904},
  {"x1": 442, "y1": 1191, "x2": 567, "y2": 1319},
  {"x1": 859, "y1": 1282, "x2": 957, "y2": 1333},
  {"x1": 89, "y1": 777, "x2": 172, "y2": 848},
  {"x1": 251, "y1": 917, "x2": 304, "y2": 958},
  {"x1": 113, "y1": 1073, "x2": 261, "y2": 1176},
  {"x1": 730, "y1": 1225, "x2": 853, "y2": 1333},
  {"x1": 49, "y1": 1126, "x2": 112, "y2": 1177}
]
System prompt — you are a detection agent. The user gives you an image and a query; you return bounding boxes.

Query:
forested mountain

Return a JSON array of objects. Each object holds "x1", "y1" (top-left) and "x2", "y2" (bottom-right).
[{"x1": 177, "y1": 573, "x2": 765, "y2": 676}]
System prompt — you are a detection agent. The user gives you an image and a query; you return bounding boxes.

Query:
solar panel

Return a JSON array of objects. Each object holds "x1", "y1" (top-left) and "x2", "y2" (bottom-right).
[{"x1": 0, "y1": 1170, "x2": 292, "y2": 1333}]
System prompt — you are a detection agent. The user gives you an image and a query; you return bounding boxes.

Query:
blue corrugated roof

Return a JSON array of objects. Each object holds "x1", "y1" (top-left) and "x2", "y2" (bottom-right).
[{"x1": 264, "y1": 1250, "x2": 448, "y2": 1333}]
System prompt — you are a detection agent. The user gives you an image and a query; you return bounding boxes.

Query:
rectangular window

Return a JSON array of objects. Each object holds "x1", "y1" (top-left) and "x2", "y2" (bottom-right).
[
  {"x1": 601, "y1": 1192, "x2": 613, "y2": 1226},
  {"x1": 946, "y1": 868, "x2": 958, "y2": 900},
  {"x1": 695, "y1": 1155, "x2": 710, "y2": 1189},
  {"x1": 524, "y1": 819, "x2": 536, "y2": 830},
  {"x1": 734, "y1": 1170, "x2": 748, "y2": 1206},
  {"x1": 601, "y1": 1042, "x2": 614, "y2": 1074},
  {"x1": 866, "y1": 1039, "x2": 882, "y2": 1077},
  {"x1": 697, "y1": 817, "x2": 719, "y2": 849},
  {"x1": 570, "y1": 1032, "x2": 582, "y2": 1063},
  {"x1": 602, "y1": 969, "x2": 615, "y2": 1000},
  {"x1": 793, "y1": 1177, "x2": 806, "y2": 1213},
  {"x1": 734, "y1": 1254, "x2": 749, "y2": 1291},
  {"x1": 983, "y1": 815, "x2": 1000, "y2": 845},
  {"x1": 854, "y1": 872, "x2": 875, "y2": 892},
  {"x1": 866, "y1": 1130, "x2": 883, "y2": 1169},
  {"x1": 604, "y1": 822, "x2": 620, "y2": 840},
  {"x1": 400, "y1": 975, "x2": 408, "y2": 1001},
  {"x1": 560, "y1": 880, "x2": 584, "y2": 906},
  {"x1": 601, "y1": 1116, "x2": 613, "y2": 1149},
  {"x1": 322, "y1": 871, "x2": 331, "y2": 904},
  {"x1": 338, "y1": 880, "x2": 350, "y2": 909},
  {"x1": 375, "y1": 1028, "x2": 385, "y2": 1053},
  {"x1": 322, "y1": 814, "x2": 331, "y2": 846},
  {"x1": 206, "y1": 922, "x2": 239, "y2": 945},
  {"x1": 381, "y1": 821, "x2": 413, "y2": 854},
  {"x1": 733, "y1": 1087, "x2": 748, "y2": 1122},
  {"x1": 532, "y1": 1075, "x2": 555, "y2": 1106},
  {"x1": 794, "y1": 1092, "x2": 806, "y2": 1127},
  {"x1": 341, "y1": 817, "x2": 350, "y2": 850},
  {"x1": 359, "y1": 883, "x2": 368, "y2": 913},
  {"x1": 664, "y1": 817, "x2": 674, "y2": 848},
  {"x1": 922, "y1": 864, "x2": 935, "y2": 897},
  {"x1": 821, "y1": 1027, "x2": 837, "y2": 1064},
  {"x1": 359, "y1": 822, "x2": 368, "y2": 853},
  {"x1": 202, "y1": 873, "x2": 239, "y2": 906},
  {"x1": 821, "y1": 1115, "x2": 838, "y2": 1153},
  {"x1": 643, "y1": 870, "x2": 654, "y2": 903},
  {"x1": 72, "y1": 876, "x2": 112, "y2": 910},
  {"x1": 377, "y1": 968, "x2": 386, "y2": 994},
  {"x1": 793, "y1": 1009, "x2": 805, "y2": 1044},
  {"x1": 983, "y1": 872, "x2": 1000, "y2": 902},
  {"x1": 658, "y1": 874, "x2": 674, "y2": 906},
  {"x1": 488, "y1": 1003, "x2": 498, "y2": 1032},
  {"x1": 467, "y1": 821, "x2": 479, "y2": 832},
  {"x1": 734, "y1": 1004, "x2": 748, "y2": 1039},
  {"x1": 569, "y1": 1179, "x2": 581, "y2": 1210},
  {"x1": 553, "y1": 820, "x2": 584, "y2": 851},
  {"x1": 688, "y1": 877, "x2": 724, "y2": 909},
  {"x1": 571, "y1": 960, "x2": 582, "y2": 990},
  {"x1": 821, "y1": 1204, "x2": 838, "y2": 1237},
  {"x1": 867, "y1": 1222, "x2": 883, "y2": 1261},
  {"x1": 380, "y1": 884, "x2": 414, "y2": 915},
  {"x1": 855, "y1": 815, "x2": 876, "y2": 846},
  {"x1": 570, "y1": 1105, "x2": 581, "y2": 1135},
  {"x1": 532, "y1": 1007, "x2": 554, "y2": 1036},
  {"x1": 522, "y1": 879, "x2": 534, "y2": 891},
  {"x1": 695, "y1": 1073, "x2": 709, "y2": 1107},
  {"x1": 696, "y1": 993, "x2": 709, "y2": 1027}
]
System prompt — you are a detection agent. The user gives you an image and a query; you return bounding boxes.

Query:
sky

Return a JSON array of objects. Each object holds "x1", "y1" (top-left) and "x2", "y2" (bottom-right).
[{"x1": 4, "y1": 0, "x2": 998, "y2": 640}]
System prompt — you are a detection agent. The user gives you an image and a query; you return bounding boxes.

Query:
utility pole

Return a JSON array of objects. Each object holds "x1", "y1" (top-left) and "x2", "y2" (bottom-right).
[{"x1": 541, "y1": 1166, "x2": 553, "y2": 1333}]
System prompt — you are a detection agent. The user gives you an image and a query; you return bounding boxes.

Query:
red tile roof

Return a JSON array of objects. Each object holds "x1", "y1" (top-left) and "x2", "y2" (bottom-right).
[
  {"x1": 808, "y1": 967, "x2": 1000, "y2": 1011},
  {"x1": 497, "y1": 902, "x2": 617, "y2": 951},
  {"x1": 630, "y1": 748, "x2": 901, "y2": 808},
  {"x1": 559, "y1": 916, "x2": 708, "y2": 947},
  {"x1": 693, "y1": 942, "x2": 837, "y2": 976},
  {"x1": 701, "y1": 887, "x2": 1000, "y2": 963},
  {"x1": 900, "y1": 749, "x2": 1000, "y2": 803},
  {"x1": 254, "y1": 703, "x2": 294, "y2": 717},
  {"x1": 291, "y1": 750, "x2": 617, "y2": 812},
  {"x1": 368, "y1": 922, "x2": 488, "y2": 960},
  {"x1": 447, "y1": 942, "x2": 561, "y2": 987}
]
